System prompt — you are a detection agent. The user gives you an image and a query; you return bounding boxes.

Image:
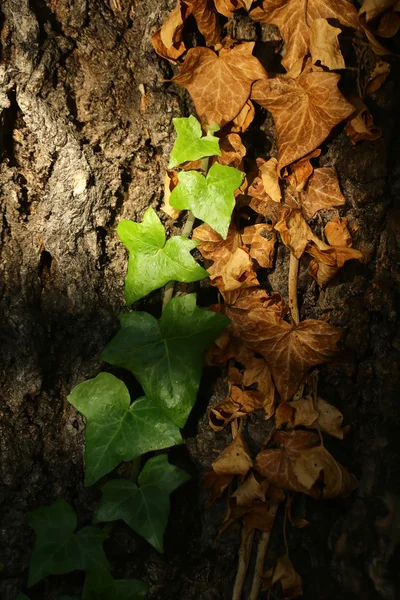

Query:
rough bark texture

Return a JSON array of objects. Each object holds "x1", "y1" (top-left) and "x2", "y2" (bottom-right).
[{"x1": 0, "y1": 1, "x2": 399, "y2": 600}]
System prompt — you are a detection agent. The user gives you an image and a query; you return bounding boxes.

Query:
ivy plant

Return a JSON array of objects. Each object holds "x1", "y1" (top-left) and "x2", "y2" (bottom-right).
[
  {"x1": 168, "y1": 115, "x2": 220, "y2": 168},
  {"x1": 83, "y1": 570, "x2": 148, "y2": 600},
  {"x1": 95, "y1": 455, "x2": 190, "y2": 553}
]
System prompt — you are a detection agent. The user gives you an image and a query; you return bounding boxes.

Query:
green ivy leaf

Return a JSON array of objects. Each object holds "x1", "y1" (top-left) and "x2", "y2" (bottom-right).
[
  {"x1": 102, "y1": 294, "x2": 230, "y2": 428},
  {"x1": 83, "y1": 570, "x2": 148, "y2": 600},
  {"x1": 168, "y1": 116, "x2": 220, "y2": 169},
  {"x1": 118, "y1": 207, "x2": 208, "y2": 305},
  {"x1": 95, "y1": 455, "x2": 189, "y2": 553},
  {"x1": 68, "y1": 373, "x2": 183, "y2": 487},
  {"x1": 169, "y1": 162, "x2": 243, "y2": 239},
  {"x1": 27, "y1": 499, "x2": 110, "y2": 587}
]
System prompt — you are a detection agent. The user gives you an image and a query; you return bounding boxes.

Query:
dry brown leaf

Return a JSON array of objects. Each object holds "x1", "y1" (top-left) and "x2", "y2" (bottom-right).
[
  {"x1": 286, "y1": 496, "x2": 310, "y2": 529},
  {"x1": 231, "y1": 99, "x2": 255, "y2": 133},
  {"x1": 275, "y1": 208, "x2": 327, "y2": 258},
  {"x1": 365, "y1": 60, "x2": 391, "y2": 94},
  {"x1": 224, "y1": 286, "x2": 284, "y2": 315},
  {"x1": 232, "y1": 471, "x2": 266, "y2": 506},
  {"x1": 151, "y1": 0, "x2": 192, "y2": 63},
  {"x1": 193, "y1": 222, "x2": 241, "y2": 259},
  {"x1": 210, "y1": 385, "x2": 265, "y2": 431},
  {"x1": 161, "y1": 170, "x2": 181, "y2": 220},
  {"x1": 216, "y1": 133, "x2": 246, "y2": 169},
  {"x1": 173, "y1": 43, "x2": 267, "y2": 127},
  {"x1": 263, "y1": 555, "x2": 303, "y2": 598},
  {"x1": 289, "y1": 149, "x2": 321, "y2": 192},
  {"x1": 228, "y1": 309, "x2": 342, "y2": 401},
  {"x1": 212, "y1": 432, "x2": 253, "y2": 476},
  {"x1": 250, "y1": 0, "x2": 359, "y2": 76},
  {"x1": 259, "y1": 157, "x2": 281, "y2": 202},
  {"x1": 276, "y1": 396, "x2": 344, "y2": 439},
  {"x1": 324, "y1": 217, "x2": 352, "y2": 247},
  {"x1": 307, "y1": 242, "x2": 363, "y2": 287},
  {"x1": 310, "y1": 18, "x2": 346, "y2": 70},
  {"x1": 252, "y1": 72, "x2": 355, "y2": 171},
  {"x1": 345, "y1": 98, "x2": 382, "y2": 144},
  {"x1": 208, "y1": 246, "x2": 259, "y2": 292},
  {"x1": 243, "y1": 502, "x2": 276, "y2": 532},
  {"x1": 204, "y1": 471, "x2": 233, "y2": 508},
  {"x1": 214, "y1": 0, "x2": 253, "y2": 16},
  {"x1": 360, "y1": 0, "x2": 400, "y2": 21},
  {"x1": 255, "y1": 442, "x2": 357, "y2": 499},
  {"x1": 302, "y1": 167, "x2": 346, "y2": 220},
  {"x1": 188, "y1": 0, "x2": 222, "y2": 46},
  {"x1": 242, "y1": 223, "x2": 277, "y2": 268},
  {"x1": 377, "y1": 9, "x2": 400, "y2": 35}
]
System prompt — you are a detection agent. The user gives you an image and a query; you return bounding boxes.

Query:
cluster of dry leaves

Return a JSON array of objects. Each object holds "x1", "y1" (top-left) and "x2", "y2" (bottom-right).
[{"x1": 152, "y1": 1, "x2": 395, "y2": 598}]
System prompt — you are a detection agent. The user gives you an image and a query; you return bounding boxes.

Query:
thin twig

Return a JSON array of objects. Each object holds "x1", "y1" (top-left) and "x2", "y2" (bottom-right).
[
  {"x1": 232, "y1": 527, "x2": 255, "y2": 600},
  {"x1": 249, "y1": 503, "x2": 279, "y2": 600},
  {"x1": 288, "y1": 252, "x2": 300, "y2": 326}
]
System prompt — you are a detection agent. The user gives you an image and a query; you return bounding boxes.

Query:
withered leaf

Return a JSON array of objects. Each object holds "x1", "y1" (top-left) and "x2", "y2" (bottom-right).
[
  {"x1": 210, "y1": 385, "x2": 265, "y2": 431},
  {"x1": 263, "y1": 555, "x2": 303, "y2": 599},
  {"x1": 151, "y1": 0, "x2": 192, "y2": 63},
  {"x1": 161, "y1": 170, "x2": 181, "y2": 221},
  {"x1": 276, "y1": 396, "x2": 344, "y2": 439},
  {"x1": 173, "y1": 42, "x2": 267, "y2": 127},
  {"x1": 250, "y1": 0, "x2": 359, "y2": 76},
  {"x1": 259, "y1": 158, "x2": 281, "y2": 202},
  {"x1": 255, "y1": 443, "x2": 357, "y2": 498},
  {"x1": 377, "y1": 9, "x2": 400, "y2": 36},
  {"x1": 188, "y1": 0, "x2": 222, "y2": 47},
  {"x1": 324, "y1": 217, "x2": 352, "y2": 247},
  {"x1": 365, "y1": 60, "x2": 391, "y2": 94},
  {"x1": 302, "y1": 167, "x2": 346, "y2": 220},
  {"x1": 214, "y1": 0, "x2": 253, "y2": 16},
  {"x1": 308, "y1": 243, "x2": 363, "y2": 288},
  {"x1": 289, "y1": 149, "x2": 321, "y2": 192},
  {"x1": 216, "y1": 133, "x2": 246, "y2": 169},
  {"x1": 230, "y1": 309, "x2": 342, "y2": 401},
  {"x1": 242, "y1": 223, "x2": 277, "y2": 268},
  {"x1": 231, "y1": 100, "x2": 255, "y2": 133},
  {"x1": 360, "y1": 0, "x2": 400, "y2": 22},
  {"x1": 345, "y1": 98, "x2": 382, "y2": 144},
  {"x1": 204, "y1": 471, "x2": 233, "y2": 508},
  {"x1": 275, "y1": 209, "x2": 326, "y2": 258},
  {"x1": 251, "y1": 72, "x2": 354, "y2": 171},
  {"x1": 231, "y1": 471, "x2": 266, "y2": 507},
  {"x1": 208, "y1": 247, "x2": 259, "y2": 292},
  {"x1": 309, "y1": 18, "x2": 345, "y2": 70},
  {"x1": 212, "y1": 432, "x2": 253, "y2": 476},
  {"x1": 193, "y1": 222, "x2": 241, "y2": 260}
]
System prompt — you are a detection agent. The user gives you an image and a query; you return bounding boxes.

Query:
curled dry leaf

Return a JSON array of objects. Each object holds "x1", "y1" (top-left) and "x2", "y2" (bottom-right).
[
  {"x1": 173, "y1": 42, "x2": 267, "y2": 127},
  {"x1": 359, "y1": 0, "x2": 400, "y2": 21},
  {"x1": 250, "y1": 0, "x2": 359, "y2": 76},
  {"x1": 345, "y1": 98, "x2": 382, "y2": 144},
  {"x1": 259, "y1": 157, "x2": 281, "y2": 202},
  {"x1": 212, "y1": 431, "x2": 253, "y2": 476},
  {"x1": 242, "y1": 223, "x2": 277, "y2": 268},
  {"x1": 216, "y1": 133, "x2": 246, "y2": 169},
  {"x1": 193, "y1": 222, "x2": 241, "y2": 260},
  {"x1": 227, "y1": 308, "x2": 342, "y2": 401},
  {"x1": 365, "y1": 60, "x2": 391, "y2": 94},
  {"x1": 231, "y1": 99, "x2": 255, "y2": 133},
  {"x1": 232, "y1": 471, "x2": 266, "y2": 507},
  {"x1": 161, "y1": 170, "x2": 181, "y2": 220},
  {"x1": 377, "y1": 9, "x2": 400, "y2": 36},
  {"x1": 210, "y1": 385, "x2": 265, "y2": 431},
  {"x1": 208, "y1": 246, "x2": 259, "y2": 292},
  {"x1": 188, "y1": 0, "x2": 222, "y2": 47},
  {"x1": 276, "y1": 396, "x2": 344, "y2": 439},
  {"x1": 324, "y1": 217, "x2": 352, "y2": 246},
  {"x1": 252, "y1": 72, "x2": 354, "y2": 171},
  {"x1": 224, "y1": 286, "x2": 284, "y2": 316},
  {"x1": 310, "y1": 18, "x2": 346, "y2": 71},
  {"x1": 289, "y1": 149, "x2": 321, "y2": 192},
  {"x1": 275, "y1": 209, "x2": 326, "y2": 258},
  {"x1": 301, "y1": 167, "x2": 346, "y2": 220},
  {"x1": 151, "y1": 0, "x2": 192, "y2": 62},
  {"x1": 204, "y1": 471, "x2": 233, "y2": 508},
  {"x1": 263, "y1": 555, "x2": 303, "y2": 599},
  {"x1": 255, "y1": 439, "x2": 357, "y2": 499},
  {"x1": 214, "y1": 0, "x2": 254, "y2": 17}
]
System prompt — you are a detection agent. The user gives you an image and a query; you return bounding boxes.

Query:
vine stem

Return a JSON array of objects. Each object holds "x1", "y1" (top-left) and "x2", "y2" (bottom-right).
[
  {"x1": 249, "y1": 502, "x2": 279, "y2": 600},
  {"x1": 288, "y1": 252, "x2": 300, "y2": 326},
  {"x1": 232, "y1": 527, "x2": 255, "y2": 600}
]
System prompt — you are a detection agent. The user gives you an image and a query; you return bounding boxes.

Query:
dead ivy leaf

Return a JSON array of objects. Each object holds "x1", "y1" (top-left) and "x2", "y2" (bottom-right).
[
  {"x1": 208, "y1": 247, "x2": 259, "y2": 292},
  {"x1": 242, "y1": 355, "x2": 276, "y2": 419},
  {"x1": 214, "y1": 0, "x2": 253, "y2": 16},
  {"x1": 276, "y1": 396, "x2": 344, "y2": 439},
  {"x1": 324, "y1": 217, "x2": 351, "y2": 247},
  {"x1": 307, "y1": 242, "x2": 363, "y2": 288},
  {"x1": 286, "y1": 496, "x2": 310, "y2": 529},
  {"x1": 229, "y1": 309, "x2": 342, "y2": 401},
  {"x1": 360, "y1": 0, "x2": 400, "y2": 21},
  {"x1": 310, "y1": 18, "x2": 346, "y2": 70},
  {"x1": 259, "y1": 158, "x2": 281, "y2": 202},
  {"x1": 216, "y1": 134, "x2": 246, "y2": 169},
  {"x1": 210, "y1": 385, "x2": 265, "y2": 431},
  {"x1": 231, "y1": 100, "x2": 255, "y2": 133},
  {"x1": 255, "y1": 441, "x2": 357, "y2": 498},
  {"x1": 161, "y1": 170, "x2": 181, "y2": 221},
  {"x1": 232, "y1": 471, "x2": 266, "y2": 506},
  {"x1": 204, "y1": 471, "x2": 233, "y2": 507},
  {"x1": 251, "y1": 72, "x2": 354, "y2": 171},
  {"x1": 289, "y1": 149, "x2": 321, "y2": 192},
  {"x1": 242, "y1": 223, "x2": 277, "y2": 268},
  {"x1": 262, "y1": 555, "x2": 303, "y2": 598},
  {"x1": 188, "y1": 0, "x2": 222, "y2": 47},
  {"x1": 345, "y1": 98, "x2": 382, "y2": 144},
  {"x1": 212, "y1": 432, "x2": 253, "y2": 476},
  {"x1": 173, "y1": 42, "x2": 267, "y2": 127},
  {"x1": 365, "y1": 60, "x2": 391, "y2": 94},
  {"x1": 243, "y1": 502, "x2": 276, "y2": 532},
  {"x1": 301, "y1": 167, "x2": 346, "y2": 221},
  {"x1": 275, "y1": 209, "x2": 326, "y2": 258},
  {"x1": 377, "y1": 9, "x2": 400, "y2": 36},
  {"x1": 151, "y1": 0, "x2": 192, "y2": 63},
  {"x1": 250, "y1": 0, "x2": 359, "y2": 76},
  {"x1": 193, "y1": 222, "x2": 241, "y2": 260}
]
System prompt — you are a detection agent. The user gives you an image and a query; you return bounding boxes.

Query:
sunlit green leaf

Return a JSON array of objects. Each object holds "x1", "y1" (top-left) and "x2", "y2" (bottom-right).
[
  {"x1": 83, "y1": 569, "x2": 148, "y2": 600},
  {"x1": 168, "y1": 115, "x2": 220, "y2": 168},
  {"x1": 27, "y1": 499, "x2": 110, "y2": 587},
  {"x1": 169, "y1": 162, "x2": 243, "y2": 239},
  {"x1": 95, "y1": 455, "x2": 189, "y2": 553},
  {"x1": 68, "y1": 373, "x2": 183, "y2": 486},
  {"x1": 102, "y1": 294, "x2": 230, "y2": 427},
  {"x1": 118, "y1": 207, "x2": 207, "y2": 305}
]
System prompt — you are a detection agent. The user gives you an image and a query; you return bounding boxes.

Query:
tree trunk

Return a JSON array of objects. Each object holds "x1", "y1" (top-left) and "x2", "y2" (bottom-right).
[{"x1": 1, "y1": 1, "x2": 399, "y2": 599}]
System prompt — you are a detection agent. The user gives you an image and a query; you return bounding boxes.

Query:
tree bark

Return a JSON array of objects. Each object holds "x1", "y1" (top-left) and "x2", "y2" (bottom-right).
[{"x1": 1, "y1": 2, "x2": 399, "y2": 600}]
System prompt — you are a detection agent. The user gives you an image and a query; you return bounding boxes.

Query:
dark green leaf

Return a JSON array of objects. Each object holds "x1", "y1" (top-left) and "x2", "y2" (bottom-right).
[
  {"x1": 27, "y1": 499, "x2": 110, "y2": 587},
  {"x1": 169, "y1": 163, "x2": 243, "y2": 238},
  {"x1": 118, "y1": 207, "x2": 207, "y2": 305},
  {"x1": 95, "y1": 455, "x2": 189, "y2": 553},
  {"x1": 168, "y1": 116, "x2": 220, "y2": 169},
  {"x1": 102, "y1": 294, "x2": 230, "y2": 427},
  {"x1": 68, "y1": 373, "x2": 183, "y2": 486},
  {"x1": 83, "y1": 570, "x2": 148, "y2": 600}
]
